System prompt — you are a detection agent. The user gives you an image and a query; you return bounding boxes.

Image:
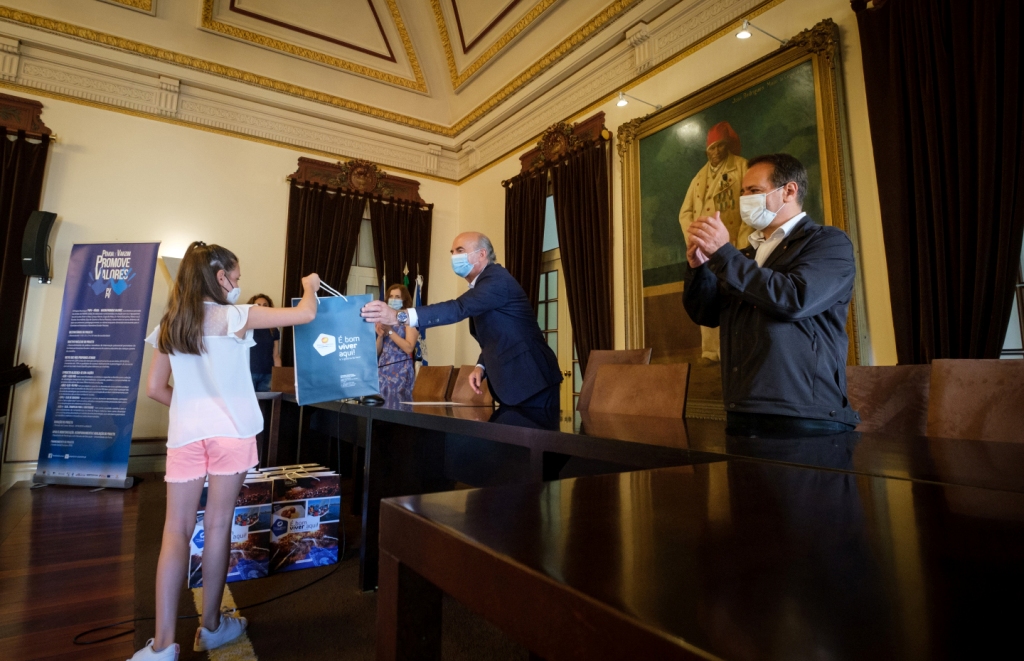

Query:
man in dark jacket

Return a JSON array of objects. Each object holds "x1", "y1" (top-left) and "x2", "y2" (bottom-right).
[
  {"x1": 683, "y1": 153, "x2": 860, "y2": 435},
  {"x1": 361, "y1": 232, "x2": 562, "y2": 408}
]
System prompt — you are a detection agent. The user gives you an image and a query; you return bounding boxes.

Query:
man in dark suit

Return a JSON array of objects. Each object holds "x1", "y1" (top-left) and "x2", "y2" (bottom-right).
[
  {"x1": 361, "y1": 232, "x2": 562, "y2": 408},
  {"x1": 683, "y1": 153, "x2": 861, "y2": 436}
]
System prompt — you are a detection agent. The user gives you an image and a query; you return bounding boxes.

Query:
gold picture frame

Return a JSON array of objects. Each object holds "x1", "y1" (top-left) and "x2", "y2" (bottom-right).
[{"x1": 617, "y1": 19, "x2": 861, "y2": 418}]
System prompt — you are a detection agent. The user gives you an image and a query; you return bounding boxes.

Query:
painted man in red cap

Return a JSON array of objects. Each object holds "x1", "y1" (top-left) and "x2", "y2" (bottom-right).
[{"x1": 678, "y1": 121, "x2": 749, "y2": 365}]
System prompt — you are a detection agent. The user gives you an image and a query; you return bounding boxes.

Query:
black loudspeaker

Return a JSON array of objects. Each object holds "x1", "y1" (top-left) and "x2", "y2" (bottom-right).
[{"x1": 21, "y1": 210, "x2": 56, "y2": 282}]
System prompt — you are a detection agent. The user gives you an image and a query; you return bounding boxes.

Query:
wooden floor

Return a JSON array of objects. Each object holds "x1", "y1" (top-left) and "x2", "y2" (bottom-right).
[{"x1": 0, "y1": 480, "x2": 140, "y2": 661}]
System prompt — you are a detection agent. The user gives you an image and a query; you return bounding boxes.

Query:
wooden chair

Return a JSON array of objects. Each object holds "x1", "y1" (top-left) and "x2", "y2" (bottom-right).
[
  {"x1": 270, "y1": 366, "x2": 295, "y2": 395},
  {"x1": 451, "y1": 365, "x2": 494, "y2": 406},
  {"x1": 445, "y1": 367, "x2": 459, "y2": 401},
  {"x1": 576, "y1": 348, "x2": 653, "y2": 412},
  {"x1": 588, "y1": 363, "x2": 689, "y2": 418},
  {"x1": 926, "y1": 359, "x2": 1024, "y2": 442},
  {"x1": 411, "y1": 365, "x2": 454, "y2": 402},
  {"x1": 846, "y1": 365, "x2": 930, "y2": 435}
]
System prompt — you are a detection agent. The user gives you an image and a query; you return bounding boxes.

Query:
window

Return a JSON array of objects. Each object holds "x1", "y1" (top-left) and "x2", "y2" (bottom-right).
[
  {"x1": 347, "y1": 202, "x2": 379, "y2": 297},
  {"x1": 1001, "y1": 241, "x2": 1024, "y2": 359},
  {"x1": 539, "y1": 194, "x2": 580, "y2": 419}
]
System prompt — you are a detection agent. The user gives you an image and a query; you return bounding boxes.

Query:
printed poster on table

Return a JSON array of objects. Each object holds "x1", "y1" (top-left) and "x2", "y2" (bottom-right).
[{"x1": 34, "y1": 242, "x2": 159, "y2": 489}]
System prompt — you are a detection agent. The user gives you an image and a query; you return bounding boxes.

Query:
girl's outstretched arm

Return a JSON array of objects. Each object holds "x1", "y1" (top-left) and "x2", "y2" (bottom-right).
[
  {"x1": 147, "y1": 349, "x2": 173, "y2": 406},
  {"x1": 245, "y1": 273, "x2": 320, "y2": 332}
]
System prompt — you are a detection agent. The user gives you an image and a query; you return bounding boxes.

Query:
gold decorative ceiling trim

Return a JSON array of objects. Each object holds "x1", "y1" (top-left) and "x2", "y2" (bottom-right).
[
  {"x1": 0, "y1": 78, "x2": 458, "y2": 184},
  {"x1": 200, "y1": 0, "x2": 426, "y2": 93},
  {"x1": 446, "y1": 0, "x2": 644, "y2": 134},
  {"x1": 430, "y1": 0, "x2": 558, "y2": 90},
  {"x1": 97, "y1": 0, "x2": 154, "y2": 14},
  {"x1": 0, "y1": 5, "x2": 449, "y2": 134}
]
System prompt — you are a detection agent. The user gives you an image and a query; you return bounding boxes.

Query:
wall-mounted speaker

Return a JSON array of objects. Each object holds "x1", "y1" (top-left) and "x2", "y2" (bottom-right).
[{"x1": 21, "y1": 210, "x2": 56, "y2": 283}]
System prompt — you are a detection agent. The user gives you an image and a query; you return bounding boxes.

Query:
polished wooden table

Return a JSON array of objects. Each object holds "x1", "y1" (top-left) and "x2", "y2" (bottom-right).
[
  {"x1": 378, "y1": 460, "x2": 1024, "y2": 660},
  {"x1": 307, "y1": 400, "x2": 717, "y2": 590},
  {"x1": 304, "y1": 399, "x2": 1024, "y2": 591}
]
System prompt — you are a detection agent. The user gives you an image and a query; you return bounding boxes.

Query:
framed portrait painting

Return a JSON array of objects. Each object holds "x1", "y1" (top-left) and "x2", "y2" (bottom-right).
[{"x1": 617, "y1": 19, "x2": 862, "y2": 419}]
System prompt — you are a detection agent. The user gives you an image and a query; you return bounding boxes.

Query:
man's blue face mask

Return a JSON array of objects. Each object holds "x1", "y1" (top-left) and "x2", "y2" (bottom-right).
[{"x1": 451, "y1": 249, "x2": 482, "y2": 278}]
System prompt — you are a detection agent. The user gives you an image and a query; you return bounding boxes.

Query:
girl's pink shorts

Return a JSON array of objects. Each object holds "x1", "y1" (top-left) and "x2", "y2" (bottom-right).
[{"x1": 165, "y1": 436, "x2": 259, "y2": 483}]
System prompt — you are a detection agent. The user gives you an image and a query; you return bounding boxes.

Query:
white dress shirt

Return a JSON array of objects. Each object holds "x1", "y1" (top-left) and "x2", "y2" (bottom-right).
[{"x1": 746, "y1": 212, "x2": 807, "y2": 266}]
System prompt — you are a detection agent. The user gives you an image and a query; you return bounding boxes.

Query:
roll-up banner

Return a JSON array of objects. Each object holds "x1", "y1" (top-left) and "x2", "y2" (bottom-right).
[{"x1": 33, "y1": 243, "x2": 159, "y2": 489}]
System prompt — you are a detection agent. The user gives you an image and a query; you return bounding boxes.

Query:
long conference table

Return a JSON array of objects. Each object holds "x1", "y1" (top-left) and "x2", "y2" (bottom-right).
[
  {"x1": 301, "y1": 398, "x2": 1024, "y2": 589},
  {"x1": 297, "y1": 397, "x2": 1024, "y2": 659}
]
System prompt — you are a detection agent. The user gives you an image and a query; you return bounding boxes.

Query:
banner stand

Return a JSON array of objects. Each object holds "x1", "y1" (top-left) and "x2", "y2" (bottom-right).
[
  {"x1": 33, "y1": 242, "x2": 159, "y2": 490},
  {"x1": 31, "y1": 474, "x2": 135, "y2": 489}
]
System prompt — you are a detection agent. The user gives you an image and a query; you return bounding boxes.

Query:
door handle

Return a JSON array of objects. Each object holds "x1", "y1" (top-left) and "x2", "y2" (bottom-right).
[{"x1": 562, "y1": 370, "x2": 572, "y2": 377}]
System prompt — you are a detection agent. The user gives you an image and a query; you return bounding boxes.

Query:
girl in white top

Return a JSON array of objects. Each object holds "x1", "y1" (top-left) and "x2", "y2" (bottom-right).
[{"x1": 130, "y1": 241, "x2": 319, "y2": 661}]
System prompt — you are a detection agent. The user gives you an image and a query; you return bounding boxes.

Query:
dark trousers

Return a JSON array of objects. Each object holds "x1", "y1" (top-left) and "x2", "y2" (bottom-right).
[
  {"x1": 493, "y1": 382, "x2": 561, "y2": 410},
  {"x1": 726, "y1": 411, "x2": 856, "y2": 438}
]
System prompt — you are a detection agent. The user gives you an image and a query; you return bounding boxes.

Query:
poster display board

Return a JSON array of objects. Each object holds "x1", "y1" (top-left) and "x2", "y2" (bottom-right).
[{"x1": 33, "y1": 243, "x2": 159, "y2": 489}]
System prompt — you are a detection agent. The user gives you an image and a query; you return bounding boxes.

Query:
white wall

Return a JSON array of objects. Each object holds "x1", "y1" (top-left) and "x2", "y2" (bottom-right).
[
  {"x1": 3, "y1": 93, "x2": 458, "y2": 488},
  {"x1": 456, "y1": 0, "x2": 896, "y2": 367}
]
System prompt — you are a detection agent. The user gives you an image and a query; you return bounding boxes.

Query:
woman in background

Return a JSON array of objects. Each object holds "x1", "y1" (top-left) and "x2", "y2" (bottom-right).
[
  {"x1": 376, "y1": 284, "x2": 418, "y2": 401},
  {"x1": 247, "y1": 294, "x2": 281, "y2": 391}
]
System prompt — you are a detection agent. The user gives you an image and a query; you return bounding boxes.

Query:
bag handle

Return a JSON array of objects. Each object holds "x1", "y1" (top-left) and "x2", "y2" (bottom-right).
[{"x1": 316, "y1": 281, "x2": 346, "y2": 303}]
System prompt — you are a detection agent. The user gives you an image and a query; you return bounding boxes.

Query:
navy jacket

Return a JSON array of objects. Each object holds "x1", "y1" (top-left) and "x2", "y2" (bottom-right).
[
  {"x1": 683, "y1": 216, "x2": 861, "y2": 425},
  {"x1": 415, "y1": 264, "x2": 562, "y2": 405}
]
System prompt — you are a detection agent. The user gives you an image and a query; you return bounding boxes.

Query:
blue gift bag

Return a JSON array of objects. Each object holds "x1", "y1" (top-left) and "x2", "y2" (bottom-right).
[{"x1": 292, "y1": 293, "x2": 380, "y2": 405}]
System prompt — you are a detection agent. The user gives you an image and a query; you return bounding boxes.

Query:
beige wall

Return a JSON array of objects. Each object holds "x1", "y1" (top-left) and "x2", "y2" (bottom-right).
[
  {"x1": 2, "y1": 0, "x2": 896, "y2": 489},
  {"x1": 460, "y1": 0, "x2": 896, "y2": 367},
  {"x1": 3, "y1": 93, "x2": 459, "y2": 486}
]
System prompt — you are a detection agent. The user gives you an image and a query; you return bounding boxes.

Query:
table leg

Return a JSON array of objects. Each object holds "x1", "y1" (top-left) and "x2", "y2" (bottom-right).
[
  {"x1": 360, "y1": 419, "x2": 451, "y2": 591},
  {"x1": 266, "y1": 396, "x2": 281, "y2": 467},
  {"x1": 531, "y1": 450, "x2": 571, "y2": 482},
  {"x1": 376, "y1": 550, "x2": 442, "y2": 661}
]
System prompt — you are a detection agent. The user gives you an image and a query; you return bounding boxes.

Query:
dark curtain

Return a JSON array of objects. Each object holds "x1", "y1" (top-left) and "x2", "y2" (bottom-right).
[
  {"x1": 0, "y1": 131, "x2": 50, "y2": 412},
  {"x1": 368, "y1": 198, "x2": 433, "y2": 304},
  {"x1": 280, "y1": 180, "x2": 366, "y2": 366},
  {"x1": 854, "y1": 0, "x2": 1024, "y2": 362},
  {"x1": 503, "y1": 170, "x2": 548, "y2": 311},
  {"x1": 551, "y1": 141, "x2": 613, "y2": 375}
]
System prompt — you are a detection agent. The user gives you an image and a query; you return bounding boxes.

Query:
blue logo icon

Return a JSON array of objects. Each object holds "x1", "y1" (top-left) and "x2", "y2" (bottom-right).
[
  {"x1": 192, "y1": 528, "x2": 205, "y2": 549},
  {"x1": 272, "y1": 519, "x2": 288, "y2": 536}
]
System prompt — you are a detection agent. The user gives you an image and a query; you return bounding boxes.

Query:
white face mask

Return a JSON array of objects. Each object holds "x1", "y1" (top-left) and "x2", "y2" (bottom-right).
[
  {"x1": 739, "y1": 185, "x2": 786, "y2": 231},
  {"x1": 388, "y1": 299, "x2": 403, "y2": 310},
  {"x1": 222, "y1": 273, "x2": 241, "y2": 304}
]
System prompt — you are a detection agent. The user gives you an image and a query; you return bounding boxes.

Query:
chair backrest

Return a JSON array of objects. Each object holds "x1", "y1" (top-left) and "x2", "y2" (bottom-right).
[
  {"x1": 588, "y1": 363, "x2": 689, "y2": 418},
  {"x1": 412, "y1": 365, "x2": 454, "y2": 402},
  {"x1": 270, "y1": 366, "x2": 295, "y2": 395},
  {"x1": 451, "y1": 365, "x2": 494, "y2": 406},
  {"x1": 926, "y1": 359, "x2": 1024, "y2": 442},
  {"x1": 576, "y1": 348, "x2": 653, "y2": 411},
  {"x1": 445, "y1": 367, "x2": 459, "y2": 401},
  {"x1": 846, "y1": 365, "x2": 930, "y2": 435}
]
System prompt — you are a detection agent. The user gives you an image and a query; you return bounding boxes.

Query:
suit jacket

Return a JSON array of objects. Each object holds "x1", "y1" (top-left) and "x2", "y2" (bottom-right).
[
  {"x1": 415, "y1": 264, "x2": 562, "y2": 405},
  {"x1": 683, "y1": 215, "x2": 860, "y2": 425}
]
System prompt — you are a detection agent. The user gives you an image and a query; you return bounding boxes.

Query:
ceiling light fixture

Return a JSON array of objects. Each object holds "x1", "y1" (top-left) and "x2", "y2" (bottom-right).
[
  {"x1": 616, "y1": 91, "x2": 662, "y2": 110},
  {"x1": 736, "y1": 19, "x2": 787, "y2": 45}
]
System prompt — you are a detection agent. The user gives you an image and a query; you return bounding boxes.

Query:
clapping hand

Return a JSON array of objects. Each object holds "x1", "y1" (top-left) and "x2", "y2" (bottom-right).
[
  {"x1": 687, "y1": 211, "x2": 730, "y2": 259},
  {"x1": 375, "y1": 323, "x2": 387, "y2": 338}
]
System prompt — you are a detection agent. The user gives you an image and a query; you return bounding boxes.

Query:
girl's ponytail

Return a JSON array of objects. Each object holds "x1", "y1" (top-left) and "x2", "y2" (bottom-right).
[{"x1": 158, "y1": 241, "x2": 238, "y2": 355}]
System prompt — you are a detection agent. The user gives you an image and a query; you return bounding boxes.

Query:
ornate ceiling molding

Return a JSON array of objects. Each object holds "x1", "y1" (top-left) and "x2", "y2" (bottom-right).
[
  {"x1": 200, "y1": 0, "x2": 427, "y2": 93},
  {"x1": 0, "y1": 5, "x2": 449, "y2": 133},
  {"x1": 2, "y1": 1, "x2": 645, "y2": 137},
  {"x1": 451, "y1": 0, "x2": 523, "y2": 54},
  {"x1": 431, "y1": 0, "x2": 557, "y2": 90},
  {"x1": 96, "y1": 0, "x2": 155, "y2": 16}
]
